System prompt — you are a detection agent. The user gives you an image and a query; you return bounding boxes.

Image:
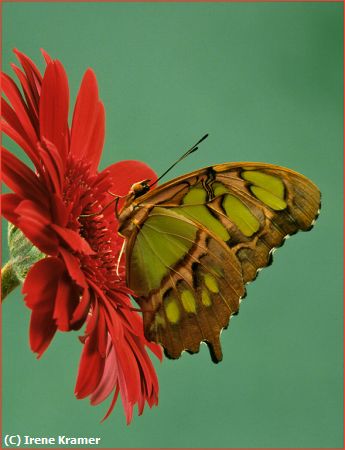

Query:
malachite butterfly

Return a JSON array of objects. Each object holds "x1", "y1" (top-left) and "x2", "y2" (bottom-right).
[{"x1": 117, "y1": 152, "x2": 320, "y2": 363}]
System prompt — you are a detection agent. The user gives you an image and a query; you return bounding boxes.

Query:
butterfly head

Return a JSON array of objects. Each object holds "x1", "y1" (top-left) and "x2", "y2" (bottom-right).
[{"x1": 130, "y1": 179, "x2": 151, "y2": 199}]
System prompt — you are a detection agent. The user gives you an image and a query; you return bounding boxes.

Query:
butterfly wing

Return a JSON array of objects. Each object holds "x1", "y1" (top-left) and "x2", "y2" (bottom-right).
[
  {"x1": 124, "y1": 163, "x2": 320, "y2": 362},
  {"x1": 126, "y1": 206, "x2": 245, "y2": 362}
]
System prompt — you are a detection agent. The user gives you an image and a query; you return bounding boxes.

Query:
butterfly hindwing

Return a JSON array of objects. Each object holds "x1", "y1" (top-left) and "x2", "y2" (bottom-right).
[
  {"x1": 121, "y1": 163, "x2": 320, "y2": 361},
  {"x1": 127, "y1": 207, "x2": 244, "y2": 361}
]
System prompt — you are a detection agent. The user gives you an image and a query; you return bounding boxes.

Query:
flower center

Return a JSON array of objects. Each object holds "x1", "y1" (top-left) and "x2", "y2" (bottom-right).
[{"x1": 64, "y1": 157, "x2": 124, "y2": 291}]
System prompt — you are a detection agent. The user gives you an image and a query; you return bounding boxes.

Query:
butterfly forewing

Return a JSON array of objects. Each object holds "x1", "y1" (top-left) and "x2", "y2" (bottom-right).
[{"x1": 120, "y1": 163, "x2": 320, "y2": 362}]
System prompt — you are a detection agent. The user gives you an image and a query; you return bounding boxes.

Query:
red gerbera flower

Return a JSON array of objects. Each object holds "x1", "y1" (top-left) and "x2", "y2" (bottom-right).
[{"x1": 1, "y1": 49, "x2": 163, "y2": 423}]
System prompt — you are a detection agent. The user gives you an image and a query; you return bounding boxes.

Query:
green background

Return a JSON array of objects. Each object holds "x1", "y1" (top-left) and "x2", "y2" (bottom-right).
[{"x1": 2, "y1": 2, "x2": 343, "y2": 448}]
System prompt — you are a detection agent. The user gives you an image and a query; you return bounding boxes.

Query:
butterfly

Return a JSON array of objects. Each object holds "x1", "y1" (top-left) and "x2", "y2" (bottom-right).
[{"x1": 117, "y1": 138, "x2": 320, "y2": 363}]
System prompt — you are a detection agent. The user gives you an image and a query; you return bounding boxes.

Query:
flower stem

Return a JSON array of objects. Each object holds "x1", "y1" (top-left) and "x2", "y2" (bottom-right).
[{"x1": 1, "y1": 261, "x2": 20, "y2": 301}]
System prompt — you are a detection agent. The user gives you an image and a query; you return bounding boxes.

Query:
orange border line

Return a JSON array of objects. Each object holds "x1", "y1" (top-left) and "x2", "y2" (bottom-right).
[
  {"x1": 343, "y1": 2, "x2": 345, "y2": 450},
  {"x1": 1, "y1": 0, "x2": 344, "y2": 3},
  {"x1": 1, "y1": 1, "x2": 344, "y2": 450}
]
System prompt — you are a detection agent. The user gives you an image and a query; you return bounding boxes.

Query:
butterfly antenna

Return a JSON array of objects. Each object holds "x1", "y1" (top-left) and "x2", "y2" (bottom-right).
[{"x1": 150, "y1": 133, "x2": 209, "y2": 187}]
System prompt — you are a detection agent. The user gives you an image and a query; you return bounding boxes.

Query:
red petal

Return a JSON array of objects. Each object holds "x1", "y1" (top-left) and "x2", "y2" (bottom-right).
[
  {"x1": 14, "y1": 48, "x2": 42, "y2": 85},
  {"x1": 15, "y1": 200, "x2": 59, "y2": 255},
  {"x1": 104, "y1": 310, "x2": 140, "y2": 407},
  {"x1": 115, "y1": 349, "x2": 134, "y2": 425},
  {"x1": 29, "y1": 308, "x2": 57, "y2": 358},
  {"x1": 75, "y1": 301, "x2": 162, "y2": 422},
  {"x1": 96, "y1": 307, "x2": 108, "y2": 358},
  {"x1": 53, "y1": 273, "x2": 79, "y2": 331},
  {"x1": 13, "y1": 49, "x2": 42, "y2": 120},
  {"x1": 1, "y1": 98, "x2": 41, "y2": 168},
  {"x1": 51, "y1": 224, "x2": 94, "y2": 255},
  {"x1": 146, "y1": 339, "x2": 163, "y2": 361},
  {"x1": 117, "y1": 341, "x2": 141, "y2": 405},
  {"x1": 1, "y1": 72, "x2": 38, "y2": 148},
  {"x1": 85, "y1": 296, "x2": 99, "y2": 338},
  {"x1": 23, "y1": 257, "x2": 64, "y2": 309},
  {"x1": 1, "y1": 147, "x2": 47, "y2": 203},
  {"x1": 1, "y1": 118, "x2": 40, "y2": 168},
  {"x1": 71, "y1": 288, "x2": 91, "y2": 328},
  {"x1": 122, "y1": 305, "x2": 163, "y2": 360},
  {"x1": 1, "y1": 193, "x2": 21, "y2": 224},
  {"x1": 50, "y1": 193, "x2": 69, "y2": 227},
  {"x1": 70, "y1": 69, "x2": 103, "y2": 169},
  {"x1": 23, "y1": 257, "x2": 65, "y2": 357},
  {"x1": 100, "y1": 385, "x2": 120, "y2": 422},
  {"x1": 39, "y1": 61, "x2": 69, "y2": 160},
  {"x1": 75, "y1": 333, "x2": 105, "y2": 399},
  {"x1": 40, "y1": 48, "x2": 53, "y2": 65},
  {"x1": 85, "y1": 101, "x2": 105, "y2": 172},
  {"x1": 101, "y1": 297, "x2": 124, "y2": 341},
  {"x1": 11, "y1": 63, "x2": 39, "y2": 127},
  {"x1": 59, "y1": 247, "x2": 88, "y2": 289},
  {"x1": 37, "y1": 140, "x2": 65, "y2": 195},
  {"x1": 127, "y1": 333, "x2": 159, "y2": 400},
  {"x1": 91, "y1": 338, "x2": 117, "y2": 405}
]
